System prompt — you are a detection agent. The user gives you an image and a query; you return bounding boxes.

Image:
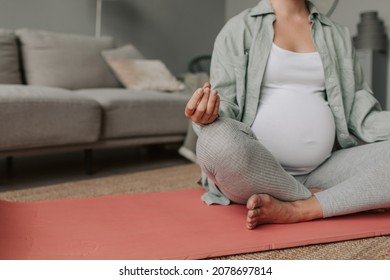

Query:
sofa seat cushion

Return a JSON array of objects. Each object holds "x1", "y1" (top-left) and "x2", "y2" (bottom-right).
[
  {"x1": 0, "y1": 85, "x2": 101, "y2": 151},
  {"x1": 0, "y1": 29, "x2": 22, "y2": 84},
  {"x1": 77, "y1": 89, "x2": 189, "y2": 140},
  {"x1": 15, "y1": 29, "x2": 120, "y2": 89}
]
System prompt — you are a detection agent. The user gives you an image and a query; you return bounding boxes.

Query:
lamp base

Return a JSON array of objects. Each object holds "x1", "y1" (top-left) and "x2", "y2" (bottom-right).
[{"x1": 357, "y1": 49, "x2": 388, "y2": 109}]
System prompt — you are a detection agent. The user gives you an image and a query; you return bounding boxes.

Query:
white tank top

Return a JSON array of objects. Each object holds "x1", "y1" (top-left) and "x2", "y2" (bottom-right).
[{"x1": 251, "y1": 43, "x2": 336, "y2": 175}]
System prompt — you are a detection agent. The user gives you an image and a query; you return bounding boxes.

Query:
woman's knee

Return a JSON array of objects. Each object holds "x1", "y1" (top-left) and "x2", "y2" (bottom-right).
[{"x1": 196, "y1": 118, "x2": 254, "y2": 166}]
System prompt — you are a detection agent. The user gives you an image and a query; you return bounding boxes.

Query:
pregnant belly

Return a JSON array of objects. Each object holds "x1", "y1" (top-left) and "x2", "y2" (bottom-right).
[{"x1": 251, "y1": 91, "x2": 336, "y2": 174}]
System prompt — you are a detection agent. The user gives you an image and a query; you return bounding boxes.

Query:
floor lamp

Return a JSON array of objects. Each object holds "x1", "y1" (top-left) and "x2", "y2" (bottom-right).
[
  {"x1": 354, "y1": 11, "x2": 388, "y2": 109},
  {"x1": 95, "y1": 0, "x2": 120, "y2": 37},
  {"x1": 95, "y1": 0, "x2": 103, "y2": 37}
]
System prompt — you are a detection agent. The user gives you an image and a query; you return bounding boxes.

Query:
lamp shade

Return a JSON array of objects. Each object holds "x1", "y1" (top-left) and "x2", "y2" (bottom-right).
[{"x1": 353, "y1": 11, "x2": 388, "y2": 52}]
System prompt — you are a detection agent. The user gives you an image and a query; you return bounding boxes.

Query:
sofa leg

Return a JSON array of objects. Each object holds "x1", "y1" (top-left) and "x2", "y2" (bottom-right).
[
  {"x1": 6, "y1": 156, "x2": 13, "y2": 179},
  {"x1": 84, "y1": 149, "x2": 94, "y2": 175}
]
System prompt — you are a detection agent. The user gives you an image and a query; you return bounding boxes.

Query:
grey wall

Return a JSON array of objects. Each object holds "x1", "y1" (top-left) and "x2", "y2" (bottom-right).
[
  {"x1": 0, "y1": 0, "x2": 95, "y2": 36},
  {"x1": 0, "y1": 0, "x2": 225, "y2": 75},
  {"x1": 225, "y1": 0, "x2": 259, "y2": 20},
  {"x1": 102, "y1": 0, "x2": 225, "y2": 74}
]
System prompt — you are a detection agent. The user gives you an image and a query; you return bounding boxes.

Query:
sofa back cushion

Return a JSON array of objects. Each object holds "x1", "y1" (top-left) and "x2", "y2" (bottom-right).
[
  {"x1": 16, "y1": 29, "x2": 120, "y2": 89},
  {"x1": 0, "y1": 29, "x2": 23, "y2": 84}
]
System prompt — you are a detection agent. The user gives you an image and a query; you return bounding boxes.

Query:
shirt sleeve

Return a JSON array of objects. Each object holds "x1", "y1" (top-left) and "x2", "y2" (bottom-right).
[
  {"x1": 348, "y1": 47, "x2": 390, "y2": 143},
  {"x1": 209, "y1": 25, "x2": 244, "y2": 121}
]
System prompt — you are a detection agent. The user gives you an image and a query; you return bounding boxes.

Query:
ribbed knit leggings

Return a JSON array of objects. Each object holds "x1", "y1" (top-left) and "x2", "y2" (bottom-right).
[{"x1": 196, "y1": 118, "x2": 390, "y2": 217}]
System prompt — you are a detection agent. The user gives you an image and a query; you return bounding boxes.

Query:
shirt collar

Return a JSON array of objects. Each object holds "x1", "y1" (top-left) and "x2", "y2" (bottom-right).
[{"x1": 249, "y1": 0, "x2": 333, "y2": 26}]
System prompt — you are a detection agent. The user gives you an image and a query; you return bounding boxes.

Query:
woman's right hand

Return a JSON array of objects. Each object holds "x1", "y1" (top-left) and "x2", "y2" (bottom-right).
[{"x1": 184, "y1": 82, "x2": 220, "y2": 125}]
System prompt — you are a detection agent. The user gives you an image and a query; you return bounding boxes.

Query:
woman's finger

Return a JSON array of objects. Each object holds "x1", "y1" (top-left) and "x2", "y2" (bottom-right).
[
  {"x1": 184, "y1": 88, "x2": 204, "y2": 117},
  {"x1": 201, "y1": 89, "x2": 218, "y2": 123},
  {"x1": 191, "y1": 88, "x2": 210, "y2": 122},
  {"x1": 210, "y1": 93, "x2": 220, "y2": 122},
  {"x1": 202, "y1": 82, "x2": 211, "y2": 90},
  {"x1": 204, "y1": 93, "x2": 219, "y2": 123}
]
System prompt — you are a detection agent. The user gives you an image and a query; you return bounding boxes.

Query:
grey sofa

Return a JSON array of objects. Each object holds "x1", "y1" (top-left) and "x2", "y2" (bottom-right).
[{"x1": 0, "y1": 28, "x2": 190, "y2": 175}]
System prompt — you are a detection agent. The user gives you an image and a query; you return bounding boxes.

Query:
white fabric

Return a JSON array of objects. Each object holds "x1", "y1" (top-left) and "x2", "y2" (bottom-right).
[{"x1": 251, "y1": 43, "x2": 335, "y2": 175}]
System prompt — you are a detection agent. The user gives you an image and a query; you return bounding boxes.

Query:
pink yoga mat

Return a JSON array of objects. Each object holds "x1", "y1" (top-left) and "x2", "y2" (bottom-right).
[{"x1": 1, "y1": 188, "x2": 390, "y2": 260}]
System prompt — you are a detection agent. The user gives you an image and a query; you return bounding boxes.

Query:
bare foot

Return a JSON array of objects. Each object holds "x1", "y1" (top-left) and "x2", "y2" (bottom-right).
[{"x1": 246, "y1": 194, "x2": 323, "y2": 230}]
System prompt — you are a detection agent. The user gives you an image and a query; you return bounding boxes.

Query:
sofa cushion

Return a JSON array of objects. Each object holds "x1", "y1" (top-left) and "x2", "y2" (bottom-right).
[
  {"x1": 102, "y1": 45, "x2": 184, "y2": 92},
  {"x1": 76, "y1": 89, "x2": 189, "y2": 140},
  {"x1": 101, "y1": 44, "x2": 144, "y2": 61},
  {"x1": 104, "y1": 59, "x2": 185, "y2": 92},
  {"x1": 0, "y1": 85, "x2": 101, "y2": 151},
  {"x1": 15, "y1": 29, "x2": 120, "y2": 89},
  {"x1": 0, "y1": 29, "x2": 23, "y2": 84}
]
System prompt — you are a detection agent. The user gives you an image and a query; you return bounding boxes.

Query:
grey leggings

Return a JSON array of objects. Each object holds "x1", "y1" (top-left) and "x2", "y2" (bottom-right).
[{"x1": 196, "y1": 118, "x2": 390, "y2": 218}]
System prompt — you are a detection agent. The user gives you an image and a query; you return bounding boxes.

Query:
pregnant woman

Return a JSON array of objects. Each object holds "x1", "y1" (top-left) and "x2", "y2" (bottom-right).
[{"x1": 185, "y1": 0, "x2": 390, "y2": 229}]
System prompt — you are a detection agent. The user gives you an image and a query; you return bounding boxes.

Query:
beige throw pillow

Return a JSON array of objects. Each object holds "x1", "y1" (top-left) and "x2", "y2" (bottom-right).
[
  {"x1": 106, "y1": 58, "x2": 185, "y2": 92},
  {"x1": 102, "y1": 44, "x2": 144, "y2": 60}
]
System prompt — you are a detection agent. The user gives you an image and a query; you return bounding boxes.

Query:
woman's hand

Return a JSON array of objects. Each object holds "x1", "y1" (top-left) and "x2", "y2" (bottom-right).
[{"x1": 184, "y1": 82, "x2": 220, "y2": 125}]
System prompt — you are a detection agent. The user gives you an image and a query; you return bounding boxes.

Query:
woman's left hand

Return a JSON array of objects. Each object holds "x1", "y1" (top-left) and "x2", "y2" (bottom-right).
[{"x1": 184, "y1": 82, "x2": 220, "y2": 125}]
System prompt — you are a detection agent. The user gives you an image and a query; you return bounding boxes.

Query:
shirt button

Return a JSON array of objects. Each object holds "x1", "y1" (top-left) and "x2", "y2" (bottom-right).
[
  {"x1": 340, "y1": 133, "x2": 347, "y2": 138},
  {"x1": 333, "y1": 106, "x2": 339, "y2": 112}
]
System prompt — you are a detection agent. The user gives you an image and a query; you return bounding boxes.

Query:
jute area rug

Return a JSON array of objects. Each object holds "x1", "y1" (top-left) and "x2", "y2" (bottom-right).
[{"x1": 1, "y1": 163, "x2": 389, "y2": 260}]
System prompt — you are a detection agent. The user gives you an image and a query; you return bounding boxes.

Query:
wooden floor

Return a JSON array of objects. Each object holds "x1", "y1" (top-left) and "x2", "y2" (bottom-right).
[{"x1": 0, "y1": 144, "x2": 189, "y2": 191}]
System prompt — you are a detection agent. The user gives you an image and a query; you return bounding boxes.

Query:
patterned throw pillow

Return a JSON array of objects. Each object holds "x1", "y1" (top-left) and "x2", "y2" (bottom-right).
[{"x1": 105, "y1": 58, "x2": 185, "y2": 92}]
